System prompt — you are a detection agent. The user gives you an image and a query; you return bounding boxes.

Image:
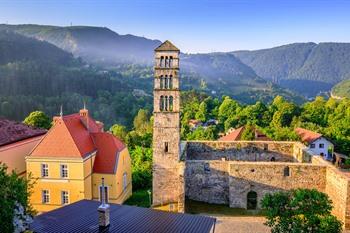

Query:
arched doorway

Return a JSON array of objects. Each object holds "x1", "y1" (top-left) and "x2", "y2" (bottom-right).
[{"x1": 247, "y1": 191, "x2": 257, "y2": 210}]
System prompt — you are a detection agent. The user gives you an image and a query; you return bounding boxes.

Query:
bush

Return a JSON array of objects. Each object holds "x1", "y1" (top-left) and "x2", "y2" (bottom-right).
[{"x1": 261, "y1": 188, "x2": 342, "y2": 233}]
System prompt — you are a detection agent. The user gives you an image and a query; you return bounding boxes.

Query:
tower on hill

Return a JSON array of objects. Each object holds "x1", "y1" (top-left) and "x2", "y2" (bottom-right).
[{"x1": 152, "y1": 40, "x2": 184, "y2": 211}]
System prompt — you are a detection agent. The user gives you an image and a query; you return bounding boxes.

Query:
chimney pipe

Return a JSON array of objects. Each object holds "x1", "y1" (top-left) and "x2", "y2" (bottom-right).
[{"x1": 98, "y1": 178, "x2": 110, "y2": 231}]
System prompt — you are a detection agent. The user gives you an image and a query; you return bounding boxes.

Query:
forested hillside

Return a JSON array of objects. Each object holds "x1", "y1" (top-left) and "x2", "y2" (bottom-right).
[
  {"x1": 332, "y1": 79, "x2": 350, "y2": 98},
  {"x1": 0, "y1": 31, "x2": 152, "y2": 127},
  {"x1": 233, "y1": 43, "x2": 350, "y2": 97}
]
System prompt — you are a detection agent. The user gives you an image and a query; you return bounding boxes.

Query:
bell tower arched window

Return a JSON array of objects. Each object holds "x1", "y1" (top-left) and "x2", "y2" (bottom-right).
[
  {"x1": 160, "y1": 96, "x2": 164, "y2": 111},
  {"x1": 160, "y1": 75, "x2": 164, "y2": 89},
  {"x1": 160, "y1": 56, "x2": 164, "y2": 67},
  {"x1": 169, "y1": 96, "x2": 174, "y2": 111},
  {"x1": 164, "y1": 75, "x2": 168, "y2": 89},
  {"x1": 169, "y1": 75, "x2": 173, "y2": 89},
  {"x1": 169, "y1": 56, "x2": 173, "y2": 67},
  {"x1": 164, "y1": 96, "x2": 168, "y2": 111}
]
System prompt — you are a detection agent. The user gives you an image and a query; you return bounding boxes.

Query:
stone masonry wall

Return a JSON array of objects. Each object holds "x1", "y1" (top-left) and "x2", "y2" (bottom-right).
[
  {"x1": 186, "y1": 141, "x2": 298, "y2": 162},
  {"x1": 185, "y1": 161, "x2": 229, "y2": 204},
  {"x1": 312, "y1": 156, "x2": 350, "y2": 229},
  {"x1": 229, "y1": 162, "x2": 327, "y2": 209},
  {"x1": 185, "y1": 160, "x2": 327, "y2": 207}
]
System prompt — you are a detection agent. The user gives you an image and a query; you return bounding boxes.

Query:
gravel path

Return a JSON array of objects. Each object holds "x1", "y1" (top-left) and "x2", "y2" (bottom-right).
[{"x1": 214, "y1": 216, "x2": 269, "y2": 233}]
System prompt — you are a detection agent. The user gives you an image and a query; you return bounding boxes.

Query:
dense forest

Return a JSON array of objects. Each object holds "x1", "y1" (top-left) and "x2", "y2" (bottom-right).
[{"x1": 234, "y1": 43, "x2": 350, "y2": 96}]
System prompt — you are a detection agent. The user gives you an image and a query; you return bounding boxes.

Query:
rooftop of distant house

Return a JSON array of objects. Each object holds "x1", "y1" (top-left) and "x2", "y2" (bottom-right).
[
  {"x1": 30, "y1": 200, "x2": 216, "y2": 233},
  {"x1": 0, "y1": 118, "x2": 47, "y2": 147},
  {"x1": 295, "y1": 127, "x2": 324, "y2": 144},
  {"x1": 28, "y1": 108, "x2": 125, "y2": 174},
  {"x1": 218, "y1": 126, "x2": 271, "y2": 141}
]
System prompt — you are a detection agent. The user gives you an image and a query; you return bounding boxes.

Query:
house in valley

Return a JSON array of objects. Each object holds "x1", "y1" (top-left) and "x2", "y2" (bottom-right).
[{"x1": 295, "y1": 127, "x2": 333, "y2": 159}]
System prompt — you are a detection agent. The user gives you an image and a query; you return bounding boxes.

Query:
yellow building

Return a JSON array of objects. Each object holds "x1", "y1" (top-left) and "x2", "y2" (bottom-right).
[{"x1": 26, "y1": 108, "x2": 132, "y2": 213}]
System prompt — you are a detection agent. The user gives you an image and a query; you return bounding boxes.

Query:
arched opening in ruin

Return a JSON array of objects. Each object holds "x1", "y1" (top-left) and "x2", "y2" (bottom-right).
[{"x1": 247, "y1": 191, "x2": 257, "y2": 210}]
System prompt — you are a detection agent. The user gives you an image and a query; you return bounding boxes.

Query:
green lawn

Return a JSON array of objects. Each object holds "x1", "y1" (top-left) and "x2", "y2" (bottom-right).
[
  {"x1": 124, "y1": 189, "x2": 151, "y2": 208},
  {"x1": 185, "y1": 199, "x2": 266, "y2": 216}
]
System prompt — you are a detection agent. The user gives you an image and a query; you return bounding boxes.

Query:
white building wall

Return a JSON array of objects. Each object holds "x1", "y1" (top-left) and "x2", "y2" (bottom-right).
[{"x1": 308, "y1": 137, "x2": 333, "y2": 156}]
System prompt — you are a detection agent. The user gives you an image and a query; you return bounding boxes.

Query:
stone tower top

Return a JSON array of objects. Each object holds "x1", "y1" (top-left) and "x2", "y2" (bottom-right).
[{"x1": 155, "y1": 40, "x2": 180, "y2": 52}]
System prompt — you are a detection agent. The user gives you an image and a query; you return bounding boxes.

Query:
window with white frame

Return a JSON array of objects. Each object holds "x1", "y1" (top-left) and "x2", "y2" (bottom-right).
[
  {"x1": 123, "y1": 172, "x2": 127, "y2": 191},
  {"x1": 310, "y1": 144, "x2": 315, "y2": 149},
  {"x1": 60, "y1": 164, "x2": 68, "y2": 178},
  {"x1": 61, "y1": 191, "x2": 69, "y2": 205},
  {"x1": 41, "y1": 164, "x2": 48, "y2": 177},
  {"x1": 99, "y1": 186, "x2": 108, "y2": 203},
  {"x1": 42, "y1": 190, "x2": 50, "y2": 203},
  {"x1": 319, "y1": 143, "x2": 325, "y2": 148}
]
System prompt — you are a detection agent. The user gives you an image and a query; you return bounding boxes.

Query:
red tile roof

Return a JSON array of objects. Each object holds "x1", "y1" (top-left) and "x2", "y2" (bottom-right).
[
  {"x1": 0, "y1": 118, "x2": 46, "y2": 147},
  {"x1": 295, "y1": 127, "x2": 322, "y2": 144},
  {"x1": 92, "y1": 132, "x2": 126, "y2": 174},
  {"x1": 29, "y1": 110, "x2": 126, "y2": 174},
  {"x1": 218, "y1": 126, "x2": 244, "y2": 141}
]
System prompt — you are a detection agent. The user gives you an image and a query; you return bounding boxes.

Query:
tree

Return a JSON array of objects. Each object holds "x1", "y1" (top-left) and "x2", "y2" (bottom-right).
[
  {"x1": 0, "y1": 163, "x2": 35, "y2": 233},
  {"x1": 195, "y1": 101, "x2": 208, "y2": 122},
  {"x1": 129, "y1": 146, "x2": 153, "y2": 190},
  {"x1": 110, "y1": 124, "x2": 128, "y2": 142},
  {"x1": 240, "y1": 124, "x2": 255, "y2": 140},
  {"x1": 218, "y1": 96, "x2": 239, "y2": 123},
  {"x1": 261, "y1": 188, "x2": 342, "y2": 233},
  {"x1": 23, "y1": 111, "x2": 51, "y2": 129},
  {"x1": 133, "y1": 109, "x2": 151, "y2": 134}
]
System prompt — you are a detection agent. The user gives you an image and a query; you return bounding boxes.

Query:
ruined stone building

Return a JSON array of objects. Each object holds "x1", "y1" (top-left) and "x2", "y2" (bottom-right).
[{"x1": 152, "y1": 41, "x2": 350, "y2": 229}]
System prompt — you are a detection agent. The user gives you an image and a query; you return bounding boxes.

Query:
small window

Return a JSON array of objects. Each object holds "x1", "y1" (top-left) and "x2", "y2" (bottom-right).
[
  {"x1": 270, "y1": 157, "x2": 275, "y2": 162},
  {"x1": 164, "y1": 142, "x2": 169, "y2": 153},
  {"x1": 60, "y1": 164, "x2": 68, "y2": 178},
  {"x1": 310, "y1": 143, "x2": 315, "y2": 149},
  {"x1": 61, "y1": 191, "x2": 69, "y2": 205},
  {"x1": 99, "y1": 186, "x2": 108, "y2": 203},
  {"x1": 123, "y1": 172, "x2": 127, "y2": 191},
  {"x1": 42, "y1": 190, "x2": 50, "y2": 204},
  {"x1": 41, "y1": 164, "x2": 48, "y2": 177},
  {"x1": 319, "y1": 143, "x2": 325, "y2": 148},
  {"x1": 284, "y1": 166, "x2": 290, "y2": 177}
]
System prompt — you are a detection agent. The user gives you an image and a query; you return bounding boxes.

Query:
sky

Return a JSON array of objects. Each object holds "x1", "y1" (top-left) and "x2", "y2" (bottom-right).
[{"x1": 0, "y1": 0, "x2": 350, "y2": 53}]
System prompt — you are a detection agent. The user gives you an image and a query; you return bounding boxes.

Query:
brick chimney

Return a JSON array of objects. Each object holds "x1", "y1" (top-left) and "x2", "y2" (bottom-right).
[
  {"x1": 79, "y1": 105, "x2": 89, "y2": 131},
  {"x1": 98, "y1": 178, "x2": 110, "y2": 231}
]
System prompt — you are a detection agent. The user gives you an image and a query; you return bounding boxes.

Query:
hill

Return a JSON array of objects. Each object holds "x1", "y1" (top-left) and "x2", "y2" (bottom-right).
[
  {"x1": 332, "y1": 79, "x2": 350, "y2": 98},
  {"x1": 233, "y1": 43, "x2": 350, "y2": 97},
  {"x1": 0, "y1": 24, "x2": 161, "y2": 64},
  {"x1": 0, "y1": 24, "x2": 303, "y2": 104},
  {"x1": 0, "y1": 30, "x2": 152, "y2": 128}
]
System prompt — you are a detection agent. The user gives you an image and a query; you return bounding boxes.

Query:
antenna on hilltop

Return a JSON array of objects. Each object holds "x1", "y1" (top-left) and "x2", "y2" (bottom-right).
[{"x1": 83, "y1": 100, "x2": 86, "y2": 110}]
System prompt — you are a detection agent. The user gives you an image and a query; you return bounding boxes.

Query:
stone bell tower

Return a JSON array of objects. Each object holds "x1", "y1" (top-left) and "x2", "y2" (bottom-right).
[{"x1": 152, "y1": 40, "x2": 183, "y2": 211}]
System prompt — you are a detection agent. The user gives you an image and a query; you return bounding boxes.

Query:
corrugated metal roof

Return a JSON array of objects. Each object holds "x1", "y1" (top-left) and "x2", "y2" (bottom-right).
[{"x1": 30, "y1": 200, "x2": 216, "y2": 233}]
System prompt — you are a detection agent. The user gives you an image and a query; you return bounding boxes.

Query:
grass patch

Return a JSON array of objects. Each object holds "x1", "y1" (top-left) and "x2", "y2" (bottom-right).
[
  {"x1": 124, "y1": 189, "x2": 151, "y2": 208},
  {"x1": 186, "y1": 199, "x2": 266, "y2": 216}
]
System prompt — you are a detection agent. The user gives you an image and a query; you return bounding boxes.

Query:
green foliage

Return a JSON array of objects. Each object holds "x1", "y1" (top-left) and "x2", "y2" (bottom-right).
[
  {"x1": 23, "y1": 111, "x2": 51, "y2": 129},
  {"x1": 186, "y1": 126, "x2": 218, "y2": 140},
  {"x1": 261, "y1": 188, "x2": 342, "y2": 233},
  {"x1": 181, "y1": 92, "x2": 350, "y2": 155},
  {"x1": 332, "y1": 79, "x2": 350, "y2": 98},
  {"x1": 129, "y1": 146, "x2": 152, "y2": 190},
  {"x1": 240, "y1": 124, "x2": 255, "y2": 140},
  {"x1": 110, "y1": 124, "x2": 127, "y2": 142},
  {"x1": 0, "y1": 163, "x2": 35, "y2": 233},
  {"x1": 124, "y1": 189, "x2": 151, "y2": 208}
]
